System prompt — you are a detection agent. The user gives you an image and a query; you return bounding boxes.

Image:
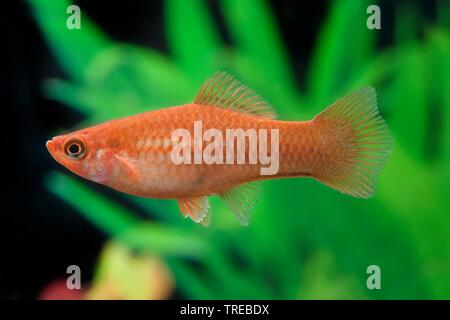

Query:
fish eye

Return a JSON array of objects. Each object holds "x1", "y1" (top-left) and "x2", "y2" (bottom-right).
[{"x1": 64, "y1": 139, "x2": 86, "y2": 160}]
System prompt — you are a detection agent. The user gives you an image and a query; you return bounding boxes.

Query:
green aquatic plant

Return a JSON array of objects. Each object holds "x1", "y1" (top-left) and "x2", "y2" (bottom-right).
[{"x1": 30, "y1": 0, "x2": 450, "y2": 299}]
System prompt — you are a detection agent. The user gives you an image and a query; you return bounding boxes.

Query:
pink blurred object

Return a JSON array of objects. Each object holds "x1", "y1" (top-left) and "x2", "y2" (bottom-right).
[{"x1": 38, "y1": 279, "x2": 85, "y2": 300}]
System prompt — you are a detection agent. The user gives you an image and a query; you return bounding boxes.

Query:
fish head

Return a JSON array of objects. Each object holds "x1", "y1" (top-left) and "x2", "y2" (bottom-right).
[{"x1": 46, "y1": 129, "x2": 115, "y2": 184}]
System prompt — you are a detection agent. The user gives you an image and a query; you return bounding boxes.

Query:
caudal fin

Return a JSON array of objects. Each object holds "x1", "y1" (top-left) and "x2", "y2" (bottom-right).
[{"x1": 312, "y1": 87, "x2": 392, "y2": 198}]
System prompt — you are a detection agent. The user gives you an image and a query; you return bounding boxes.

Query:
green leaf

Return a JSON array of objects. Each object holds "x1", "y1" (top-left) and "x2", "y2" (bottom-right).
[
  {"x1": 46, "y1": 173, "x2": 206, "y2": 258},
  {"x1": 117, "y1": 223, "x2": 208, "y2": 258},
  {"x1": 437, "y1": 0, "x2": 450, "y2": 29},
  {"x1": 385, "y1": 45, "x2": 428, "y2": 161},
  {"x1": 45, "y1": 45, "x2": 195, "y2": 122},
  {"x1": 45, "y1": 172, "x2": 137, "y2": 235},
  {"x1": 220, "y1": 0, "x2": 298, "y2": 105},
  {"x1": 395, "y1": 1, "x2": 419, "y2": 45},
  {"x1": 426, "y1": 29, "x2": 450, "y2": 162},
  {"x1": 28, "y1": 0, "x2": 111, "y2": 81},
  {"x1": 169, "y1": 261, "x2": 217, "y2": 299},
  {"x1": 165, "y1": 0, "x2": 223, "y2": 83},
  {"x1": 307, "y1": 0, "x2": 375, "y2": 108}
]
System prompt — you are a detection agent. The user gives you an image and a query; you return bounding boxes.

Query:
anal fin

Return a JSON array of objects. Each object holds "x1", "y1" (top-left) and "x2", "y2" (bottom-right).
[
  {"x1": 178, "y1": 196, "x2": 211, "y2": 227},
  {"x1": 219, "y1": 181, "x2": 261, "y2": 226}
]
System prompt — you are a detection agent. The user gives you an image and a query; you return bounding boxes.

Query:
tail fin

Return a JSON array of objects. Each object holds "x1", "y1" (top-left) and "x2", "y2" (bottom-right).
[{"x1": 312, "y1": 87, "x2": 392, "y2": 198}]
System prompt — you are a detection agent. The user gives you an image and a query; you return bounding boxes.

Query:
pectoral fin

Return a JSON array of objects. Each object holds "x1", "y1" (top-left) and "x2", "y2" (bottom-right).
[
  {"x1": 178, "y1": 196, "x2": 211, "y2": 227},
  {"x1": 219, "y1": 181, "x2": 261, "y2": 226}
]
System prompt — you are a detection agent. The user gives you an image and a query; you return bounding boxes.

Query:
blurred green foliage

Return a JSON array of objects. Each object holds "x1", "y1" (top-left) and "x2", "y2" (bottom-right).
[{"x1": 30, "y1": 0, "x2": 450, "y2": 299}]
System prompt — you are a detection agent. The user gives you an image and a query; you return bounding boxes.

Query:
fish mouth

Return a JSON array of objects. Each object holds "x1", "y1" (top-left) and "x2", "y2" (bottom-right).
[
  {"x1": 46, "y1": 138, "x2": 59, "y2": 156},
  {"x1": 46, "y1": 139, "x2": 54, "y2": 151}
]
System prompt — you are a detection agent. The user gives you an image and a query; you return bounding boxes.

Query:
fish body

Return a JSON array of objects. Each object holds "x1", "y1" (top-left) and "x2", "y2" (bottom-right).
[{"x1": 47, "y1": 72, "x2": 392, "y2": 226}]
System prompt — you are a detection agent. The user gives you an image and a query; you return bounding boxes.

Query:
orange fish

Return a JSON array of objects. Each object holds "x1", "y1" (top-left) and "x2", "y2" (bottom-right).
[{"x1": 46, "y1": 72, "x2": 392, "y2": 226}]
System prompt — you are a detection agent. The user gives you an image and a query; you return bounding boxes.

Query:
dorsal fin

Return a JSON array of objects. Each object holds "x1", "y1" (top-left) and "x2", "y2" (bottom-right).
[
  {"x1": 194, "y1": 71, "x2": 277, "y2": 119},
  {"x1": 178, "y1": 196, "x2": 211, "y2": 226},
  {"x1": 219, "y1": 181, "x2": 261, "y2": 226}
]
